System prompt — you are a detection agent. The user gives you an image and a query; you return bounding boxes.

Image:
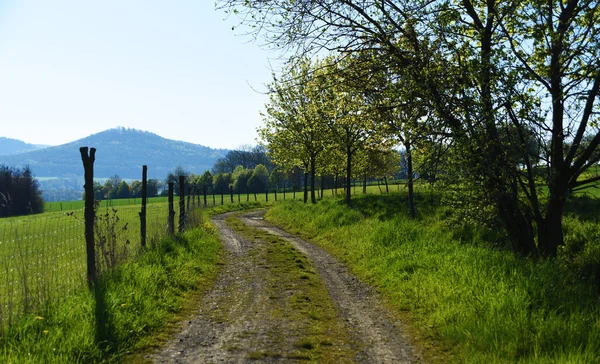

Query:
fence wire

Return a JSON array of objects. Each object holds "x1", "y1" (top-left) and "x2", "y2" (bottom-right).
[{"x1": 0, "y1": 199, "x2": 176, "y2": 329}]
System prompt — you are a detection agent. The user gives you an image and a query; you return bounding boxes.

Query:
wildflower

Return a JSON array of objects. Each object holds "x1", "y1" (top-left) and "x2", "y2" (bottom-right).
[
  {"x1": 34, "y1": 316, "x2": 44, "y2": 320},
  {"x1": 43, "y1": 330, "x2": 49, "y2": 335},
  {"x1": 121, "y1": 303, "x2": 127, "y2": 308}
]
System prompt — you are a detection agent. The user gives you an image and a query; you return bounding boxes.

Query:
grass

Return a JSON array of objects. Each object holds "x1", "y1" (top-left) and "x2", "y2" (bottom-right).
[
  {"x1": 266, "y1": 193, "x2": 600, "y2": 363},
  {"x1": 0, "y1": 223, "x2": 221, "y2": 363}
]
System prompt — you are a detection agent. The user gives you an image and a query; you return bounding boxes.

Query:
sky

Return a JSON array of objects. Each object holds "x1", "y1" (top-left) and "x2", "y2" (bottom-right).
[{"x1": 0, "y1": 1, "x2": 283, "y2": 150}]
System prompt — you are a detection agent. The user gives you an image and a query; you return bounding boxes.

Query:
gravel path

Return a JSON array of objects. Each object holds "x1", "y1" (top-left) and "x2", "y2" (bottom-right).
[{"x1": 151, "y1": 211, "x2": 420, "y2": 363}]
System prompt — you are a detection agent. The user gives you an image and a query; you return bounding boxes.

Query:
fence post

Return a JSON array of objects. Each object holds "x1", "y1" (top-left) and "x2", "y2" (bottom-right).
[
  {"x1": 221, "y1": 187, "x2": 224, "y2": 205},
  {"x1": 140, "y1": 165, "x2": 147, "y2": 248},
  {"x1": 266, "y1": 189, "x2": 269, "y2": 202},
  {"x1": 168, "y1": 182, "x2": 175, "y2": 235},
  {"x1": 179, "y1": 175, "x2": 185, "y2": 233},
  {"x1": 203, "y1": 184, "x2": 207, "y2": 206},
  {"x1": 79, "y1": 147, "x2": 96, "y2": 289},
  {"x1": 274, "y1": 189, "x2": 277, "y2": 201},
  {"x1": 186, "y1": 186, "x2": 192, "y2": 211},
  {"x1": 230, "y1": 185, "x2": 234, "y2": 203}
]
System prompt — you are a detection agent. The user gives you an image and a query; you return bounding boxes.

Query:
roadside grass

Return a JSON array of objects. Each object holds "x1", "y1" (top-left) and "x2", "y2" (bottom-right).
[
  {"x1": 225, "y1": 214, "x2": 355, "y2": 362},
  {"x1": 266, "y1": 194, "x2": 600, "y2": 363},
  {"x1": 0, "y1": 221, "x2": 221, "y2": 363}
]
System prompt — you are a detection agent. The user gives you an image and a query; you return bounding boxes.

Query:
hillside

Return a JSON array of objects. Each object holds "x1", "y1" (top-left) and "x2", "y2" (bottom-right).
[
  {"x1": 0, "y1": 137, "x2": 48, "y2": 155},
  {"x1": 0, "y1": 128, "x2": 228, "y2": 179}
]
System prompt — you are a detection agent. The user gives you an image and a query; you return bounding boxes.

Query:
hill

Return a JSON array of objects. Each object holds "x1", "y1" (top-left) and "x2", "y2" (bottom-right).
[
  {"x1": 0, "y1": 128, "x2": 228, "y2": 179},
  {"x1": 0, "y1": 137, "x2": 48, "y2": 155}
]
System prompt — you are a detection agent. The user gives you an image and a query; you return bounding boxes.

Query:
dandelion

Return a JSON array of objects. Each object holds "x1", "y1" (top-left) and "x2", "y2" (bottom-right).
[
  {"x1": 121, "y1": 303, "x2": 127, "y2": 308},
  {"x1": 34, "y1": 316, "x2": 44, "y2": 320},
  {"x1": 43, "y1": 330, "x2": 49, "y2": 335}
]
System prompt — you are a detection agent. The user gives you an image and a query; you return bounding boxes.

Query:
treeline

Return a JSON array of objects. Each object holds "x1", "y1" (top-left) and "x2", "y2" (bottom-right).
[
  {"x1": 0, "y1": 165, "x2": 44, "y2": 217},
  {"x1": 205, "y1": 145, "x2": 403, "y2": 199}
]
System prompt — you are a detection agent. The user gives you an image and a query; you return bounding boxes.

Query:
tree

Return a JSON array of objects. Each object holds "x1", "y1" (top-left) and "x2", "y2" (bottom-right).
[
  {"x1": 259, "y1": 58, "x2": 329, "y2": 203},
  {"x1": 116, "y1": 180, "x2": 131, "y2": 199},
  {"x1": 129, "y1": 180, "x2": 142, "y2": 198},
  {"x1": 197, "y1": 170, "x2": 214, "y2": 194},
  {"x1": 146, "y1": 178, "x2": 161, "y2": 197},
  {"x1": 248, "y1": 164, "x2": 269, "y2": 193},
  {"x1": 232, "y1": 166, "x2": 253, "y2": 193},
  {"x1": 165, "y1": 166, "x2": 189, "y2": 195},
  {"x1": 0, "y1": 165, "x2": 44, "y2": 217},
  {"x1": 213, "y1": 173, "x2": 232, "y2": 195},
  {"x1": 317, "y1": 55, "x2": 383, "y2": 205}
]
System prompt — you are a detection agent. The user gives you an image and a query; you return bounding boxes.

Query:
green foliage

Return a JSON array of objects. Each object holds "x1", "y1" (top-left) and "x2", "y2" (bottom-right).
[
  {"x1": 267, "y1": 196, "x2": 600, "y2": 362},
  {"x1": 212, "y1": 172, "x2": 232, "y2": 194},
  {"x1": 232, "y1": 166, "x2": 252, "y2": 193},
  {"x1": 248, "y1": 164, "x2": 269, "y2": 193}
]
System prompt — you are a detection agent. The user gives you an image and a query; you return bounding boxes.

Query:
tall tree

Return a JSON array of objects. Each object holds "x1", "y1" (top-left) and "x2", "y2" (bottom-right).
[{"x1": 259, "y1": 58, "x2": 329, "y2": 203}]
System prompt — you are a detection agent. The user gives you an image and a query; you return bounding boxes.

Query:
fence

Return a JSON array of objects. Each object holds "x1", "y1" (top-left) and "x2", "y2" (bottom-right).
[{"x1": 0, "y1": 148, "x2": 193, "y2": 329}]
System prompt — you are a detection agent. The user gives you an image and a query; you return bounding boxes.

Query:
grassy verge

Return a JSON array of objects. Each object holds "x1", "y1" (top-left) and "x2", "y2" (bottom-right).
[
  {"x1": 225, "y1": 214, "x2": 355, "y2": 362},
  {"x1": 266, "y1": 194, "x2": 600, "y2": 363},
  {"x1": 0, "y1": 221, "x2": 221, "y2": 363}
]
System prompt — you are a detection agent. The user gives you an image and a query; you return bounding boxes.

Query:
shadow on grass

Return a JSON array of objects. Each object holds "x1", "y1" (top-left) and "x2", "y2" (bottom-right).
[
  {"x1": 94, "y1": 281, "x2": 119, "y2": 359},
  {"x1": 344, "y1": 191, "x2": 442, "y2": 221}
]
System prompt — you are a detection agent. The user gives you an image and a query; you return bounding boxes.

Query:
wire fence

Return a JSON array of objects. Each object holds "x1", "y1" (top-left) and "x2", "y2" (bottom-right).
[{"x1": 0, "y1": 199, "x2": 175, "y2": 329}]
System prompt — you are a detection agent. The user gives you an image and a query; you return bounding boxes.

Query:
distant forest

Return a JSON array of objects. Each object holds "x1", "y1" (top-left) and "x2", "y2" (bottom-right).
[{"x1": 0, "y1": 165, "x2": 44, "y2": 217}]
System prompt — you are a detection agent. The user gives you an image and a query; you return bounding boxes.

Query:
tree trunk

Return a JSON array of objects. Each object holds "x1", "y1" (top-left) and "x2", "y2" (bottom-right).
[
  {"x1": 384, "y1": 176, "x2": 389, "y2": 193},
  {"x1": 345, "y1": 145, "x2": 352, "y2": 205},
  {"x1": 537, "y1": 189, "x2": 567, "y2": 257},
  {"x1": 303, "y1": 171, "x2": 308, "y2": 203},
  {"x1": 320, "y1": 175, "x2": 324, "y2": 199},
  {"x1": 363, "y1": 176, "x2": 367, "y2": 194},
  {"x1": 310, "y1": 159, "x2": 316, "y2": 204},
  {"x1": 406, "y1": 141, "x2": 416, "y2": 218}
]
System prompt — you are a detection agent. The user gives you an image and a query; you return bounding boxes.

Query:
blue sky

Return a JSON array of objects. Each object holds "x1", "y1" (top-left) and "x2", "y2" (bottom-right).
[{"x1": 0, "y1": 1, "x2": 282, "y2": 150}]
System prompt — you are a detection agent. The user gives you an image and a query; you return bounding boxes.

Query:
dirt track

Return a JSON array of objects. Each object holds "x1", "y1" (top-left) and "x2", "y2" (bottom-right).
[{"x1": 151, "y1": 210, "x2": 419, "y2": 363}]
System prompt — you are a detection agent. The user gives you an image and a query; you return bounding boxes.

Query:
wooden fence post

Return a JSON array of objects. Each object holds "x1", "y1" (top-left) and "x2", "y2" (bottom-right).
[
  {"x1": 274, "y1": 189, "x2": 277, "y2": 201},
  {"x1": 186, "y1": 186, "x2": 192, "y2": 211},
  {"x1": 230, "y1": 185, "x2": 234, "y2": 203},
  {"x1": 140, "y1": 165, "x2": 147, "y2": 248},
  {"x1": 266, "y1": 189, "x2": 269, "y2": 202},
  {"x1": 203, "y1": 184, "x2": 207, "y2": 206},
  {"x1": 168, "y1": 183, "x2": 175, "y2": 235},
  {"x1": 79, "y1": 147, "x2": 96, "y2": 289},
  {"x1": 179, "y1": 175, "x2": 185, "y2": 233},
  {"x1": 221, "y1": 187, "x2": 224, "y2": 205}
]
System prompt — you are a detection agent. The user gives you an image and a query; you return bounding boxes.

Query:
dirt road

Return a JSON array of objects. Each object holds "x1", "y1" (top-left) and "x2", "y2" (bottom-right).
[{"x1": 151, "y1": 210, "x2": 419, "y2": 363}]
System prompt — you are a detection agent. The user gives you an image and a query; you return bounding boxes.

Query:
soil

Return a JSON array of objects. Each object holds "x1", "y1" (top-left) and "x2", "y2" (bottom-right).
[{"x1": 151, "y1": 210, "x2": 420, "y2": 363}]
